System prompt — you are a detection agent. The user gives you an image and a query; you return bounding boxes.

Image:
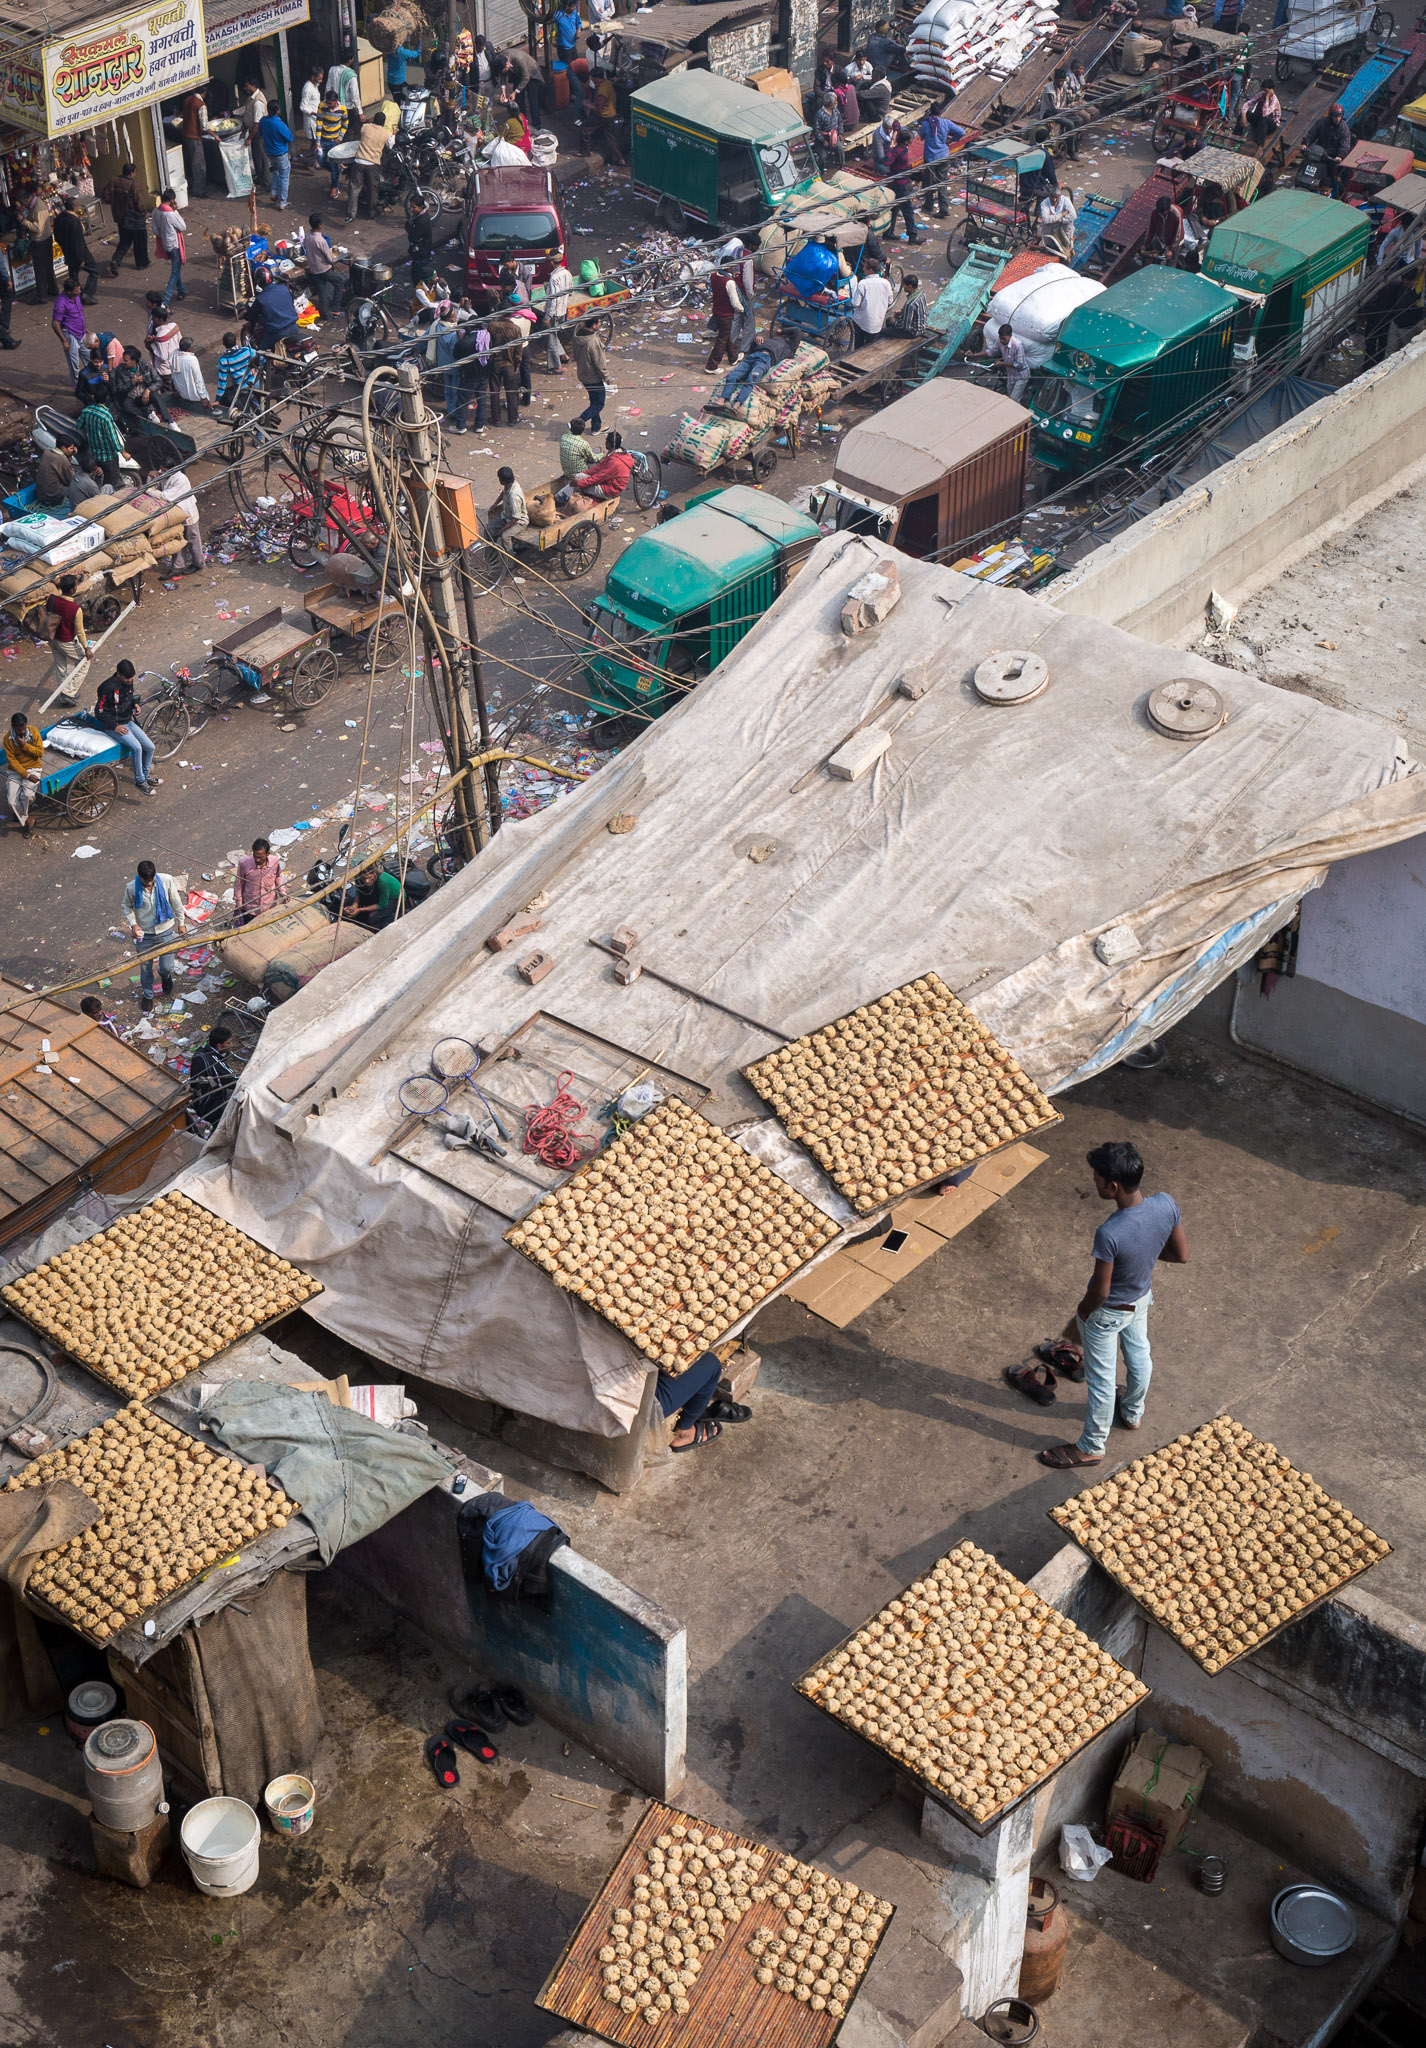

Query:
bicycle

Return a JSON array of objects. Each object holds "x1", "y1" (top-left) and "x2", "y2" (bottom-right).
[{"x1": 135, "y1": 668, "x2": 218, "y2": 759}]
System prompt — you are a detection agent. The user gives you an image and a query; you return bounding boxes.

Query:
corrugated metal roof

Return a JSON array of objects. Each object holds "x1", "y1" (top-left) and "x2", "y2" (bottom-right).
[
  {"x1": 631, "y1": 68, "x2": 804, "y2": 141},
  {"x1": 0, "y1": 985, "x2": 184, "y2": 1226}
]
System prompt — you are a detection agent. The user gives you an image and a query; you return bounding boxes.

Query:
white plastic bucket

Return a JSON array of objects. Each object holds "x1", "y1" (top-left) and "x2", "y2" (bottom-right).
[
  {"x1": 264, "y1": 1773, "x2": 316, "y2": 1838},
  {"x1": 181, "y1": 1796, "x2": 261, "y2": 1897}
]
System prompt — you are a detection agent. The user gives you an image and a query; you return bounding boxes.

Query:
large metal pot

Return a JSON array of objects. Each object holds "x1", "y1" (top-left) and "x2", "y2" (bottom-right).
[
  {"x1": 83, "y1": 1718, "x2": 166, "y2": 1832},
  {"x1": 1270, "y1": 1885, "x2": 1357, "y2": 1966}
]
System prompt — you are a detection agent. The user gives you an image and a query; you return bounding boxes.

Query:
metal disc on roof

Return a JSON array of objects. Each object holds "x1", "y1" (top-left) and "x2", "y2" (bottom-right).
[
  {"x1": 974, "y1": 650, "x2": 1050, "y2": 705},
  {"x1": 1148, "y1": 679, "x2": 1226, "y2": 739}
]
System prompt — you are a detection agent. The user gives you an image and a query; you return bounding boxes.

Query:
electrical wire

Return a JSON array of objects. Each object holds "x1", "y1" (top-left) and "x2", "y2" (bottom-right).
[{"x1": 522, "y1": 1070, "x2": 589, "y2": 1168}]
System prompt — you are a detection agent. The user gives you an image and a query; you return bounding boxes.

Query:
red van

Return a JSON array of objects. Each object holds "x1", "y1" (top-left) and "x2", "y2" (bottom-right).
[{"x1": 464, "y1": 165, "x2": 568, "y2": 291}]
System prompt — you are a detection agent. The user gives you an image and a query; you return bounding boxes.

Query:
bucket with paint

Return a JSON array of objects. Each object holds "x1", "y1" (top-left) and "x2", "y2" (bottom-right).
[
  {"x1": 264, "y1": 1773, "x2": 316, "y2": 1838},
  {"x1": 180, "y1": 1796, "x2": 261, "y2": 1897}
]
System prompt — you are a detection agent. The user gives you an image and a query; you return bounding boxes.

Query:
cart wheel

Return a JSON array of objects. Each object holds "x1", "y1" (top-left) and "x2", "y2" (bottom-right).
[
  {"x1": 146, "y1": 430, "x2": 182, "y2": 472},
  {"x1": 559, "y1": 520, "x2": 603, "y2": 579},
  {"x1": 657, "y1": 196, "x2": 686, "y2": 234},
  {"x1": 946, "y1": 228, "x2": 967, "y2": 269},
  {"x1": 143, "y1": 698, "x2": 190, "y2": 760},
  {"x1": 65, "y1": 763, "x2": 117, "y2": 825},
  {"x1": 886, "y1": 261, "x2": 904, "y2": 298},
  {"x1": 229, "y1": 430, "x2": 281, "y2": 515},
  {"x1": 592, "y1": 313, "x2": 614, "y2": 346},
  {"x1": 365, "y1": 615, "x2": 407, "y2": 673},
  {"x1": 288, "y1": 517, "x2": 323, "y2": 572},
  {"x1": 750, "y1": 447, "x2": 778, "y2": 484},
  {"x1": 1275, "y1": 53, "x2": 1291, "y2": 81},
  {"x1": 290, "y1": 647, "x2": 340, "y2": 708},
  {"x1": 1372, "y1": 7, "x2": 1394, "y2": 34},
  {"x1": 631, "y1": 449, "x2": 662, "y2": 511},
  {"x1": 87, "y1": 592, "x2": 123, "y2": 633},
  {"x1": 1150, "y1": 111, "x2": 1174, "y2": 153},
  {"x1": 828, "y1": 318, "x2": 855, "y2": 359},
  {"x1": 464, "y1": 537, "x2": 510, "y2": 596}
]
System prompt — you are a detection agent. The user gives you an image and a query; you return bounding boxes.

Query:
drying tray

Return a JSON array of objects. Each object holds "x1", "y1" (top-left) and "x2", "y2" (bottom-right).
[
  {"x1": 795, "y1": 1541, "x2": 1148, "y2": 1840},
  {"x1": 1048, "y1": 1415, "x2": 1392, "y2": 1676},
  {"x1": 505, "y1": 1096, "x2": 839, "y2": 1368},
  {"x1": 0, "y1": 1191, "x2": 322, "y2": 1401},
  {"x1": 536, "y1": 1798, "x2": 894, "y2": 2048},
  {"x1": 743, "y1": 973, "x2": 1061, "y2": 1217}
]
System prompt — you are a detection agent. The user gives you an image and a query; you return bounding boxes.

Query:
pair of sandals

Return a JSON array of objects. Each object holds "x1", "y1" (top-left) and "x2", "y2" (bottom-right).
[
  {"x1": 1003, "y1": 1339, "x2": 1085, "y2": 1409},
  {"x1": 671, "y1": 1395, "x2": 751, "y2": 1454},
  {"x1": 425, "y1": 1680, "x2": 534, "y2": 1788}
]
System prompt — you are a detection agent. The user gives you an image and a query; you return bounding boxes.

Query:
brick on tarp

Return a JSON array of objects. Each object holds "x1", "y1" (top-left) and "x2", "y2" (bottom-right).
[{"x1": 487, "y1": 912, "x2": 541, "y2": 952}]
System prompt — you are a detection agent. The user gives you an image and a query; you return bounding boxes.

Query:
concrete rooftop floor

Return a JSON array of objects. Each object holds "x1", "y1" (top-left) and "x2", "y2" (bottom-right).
[{"x1": 3, "y1": 1006, "x2": 1423, "y2": 2045}]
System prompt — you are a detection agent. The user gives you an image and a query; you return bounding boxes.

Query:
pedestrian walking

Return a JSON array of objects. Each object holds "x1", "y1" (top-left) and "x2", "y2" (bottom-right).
[
  {"x1": 499, "y1": 264, "x2": 535, "y2": 404},
  {"x1": 1029, "y1": 1141, "x2": 1189, "y2": 1468},
  {"x1": 43, "y1": 573, "x2": 88, "y2": 693},
  {"x1": 54, "y1": 196, "x2": 99, "y2": 302},
  {"x1": 154, "y1": 193, "x2": 186, "y2": 306},
  {"x1": 571, "y1": 320, "x2": 608, "y2": 429},
  {"x1": 259, "y1": 103, "x2": 293, "y2": 208},
  {"x1": 706, "y1": 249, "x2": 745, "y2": 370},
  {"x1": 103, "y1": 162, "x2": 151, "y2": 274},
  {"x1": 299, "y1": 66, "x2": 324, "y2": 164},
  {"x1": 51, "y1": 282, "x2": 87, "y2": 382},
  {"x1": 3, "y1": 712, "x2": 42, "y2": 838},
  {"x1": 25, "y1": 190, "x2": 57, "y2": 299},
  {"x1": 91, "y1": 659, "x2": 157, "y2": 792},
  {"x1": 180, "y1": 86, "x2": 209, "y2": 198},
  {"x1": 346, "y1": 119, "x2": 392, "y2": 222},
  {"x1": 242, "y1": 79, "x2": 270, "y2": 190},
  {"x1": 487, "y1": 317, "x2": 524, "y2": 425},
  {"x1": 918, "y1": 109, "x2": 964, "y2": 216},
  {"x1": 124, "y1": 861, "x2": 189, "y2": 1012},
  {"x1": 188, "y1": 1022, "x2": 240, "y2": 1134},
  {"x1": 315, "y1": 93, "x2": 348, "y2": 198},
  {"x1": 235, "y1": 837, "x2": 289, "y2": 922},
  {"x1": 454, "y1": 301, "x2": 492, "y2": 429},
  {"x1": 886, "y1": 129, "x2": 924, "y2": 244},
  {"x1": 544, "y1": 256, "x2": 574, "y2": 371}
]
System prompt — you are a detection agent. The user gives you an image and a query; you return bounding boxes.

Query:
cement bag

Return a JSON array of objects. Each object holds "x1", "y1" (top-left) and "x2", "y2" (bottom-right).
[
  {"x1": 666, "y1": 412, "x2": 735, "y2": 473},
  {"x1": 721, "y1": 421, "x2": 756, "y2": 462},
  {"x1": 95, "y1": 492, "x2": 169, "y2": 539}
]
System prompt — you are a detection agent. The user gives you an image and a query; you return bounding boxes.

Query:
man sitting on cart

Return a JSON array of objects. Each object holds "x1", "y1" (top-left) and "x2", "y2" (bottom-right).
[
  {"x1": 555, "y1": 430, "x2": 634, "y2": 508},
  {"x1": 489, "y1": 467, "x2": 531, "y2": 548},
  {"x1": 4, "y1": 712, "x2": 42, "y2": 840}
]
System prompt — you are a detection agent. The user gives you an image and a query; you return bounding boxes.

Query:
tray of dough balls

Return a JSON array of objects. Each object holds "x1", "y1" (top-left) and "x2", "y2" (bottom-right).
[
  {"x1": 5, "y1": 1402, "x2": 299, "y2": 1647},
  {"x1": 0, "y1": 1190, "x2": 322, "y2": 1399},
  {"x1": 1049, "y1": 1415, "x2": 1392, "y2": 1675},
  {"x1": 537, "y1": 1798, "x2": 893, "y2": 2047},
  {"x1": 743, "y1": 974, "x2": 1058, "y2": 1217},
  {"x1": 795, "y1": 1541, "x2": 1149, "y2": 1835},
  {"x1": 505, "y1": 1097, "x2": 839, "y2": 1371}
]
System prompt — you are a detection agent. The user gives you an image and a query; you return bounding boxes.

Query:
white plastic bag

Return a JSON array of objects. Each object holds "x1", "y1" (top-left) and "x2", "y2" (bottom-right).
[{"x1": 1059, "y1": 1824, "x2": 1113, "y2": 1882}]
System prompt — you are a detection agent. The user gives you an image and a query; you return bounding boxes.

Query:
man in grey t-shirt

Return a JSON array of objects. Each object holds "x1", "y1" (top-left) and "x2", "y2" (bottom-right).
[{"x1": 1038, "y1": 1139, "x2": 1189, "y2": 1468}]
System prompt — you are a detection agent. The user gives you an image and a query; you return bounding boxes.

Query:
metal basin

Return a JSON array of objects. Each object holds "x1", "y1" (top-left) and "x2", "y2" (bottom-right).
[{"x1": 1270, "y1": 1884, "x2": 1357, "y2": 1966}]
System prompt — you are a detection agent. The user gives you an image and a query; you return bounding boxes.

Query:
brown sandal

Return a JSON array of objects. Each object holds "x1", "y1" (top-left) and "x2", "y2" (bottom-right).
[
  {"x1": 1004, "y1": 1362, "x2": 1057, "y2": 1408},
  {"x1": 1037, "y1": 1443, "x2": 1103, "y2": 1469}
]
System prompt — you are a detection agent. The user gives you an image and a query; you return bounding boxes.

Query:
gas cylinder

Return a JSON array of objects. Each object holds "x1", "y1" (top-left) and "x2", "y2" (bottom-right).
[{"x1": 1017, "y1": 1876, "x2": 1068, "y2": 2004}]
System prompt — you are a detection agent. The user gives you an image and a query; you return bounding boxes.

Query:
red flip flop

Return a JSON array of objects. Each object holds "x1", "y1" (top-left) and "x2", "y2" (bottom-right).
[
  {"x1": 446, "y1": 1718, "x2": 500, "y2": 1765},
  {"x1": 425, "y1": 1734, "x2": 460, "y2": 1788}
]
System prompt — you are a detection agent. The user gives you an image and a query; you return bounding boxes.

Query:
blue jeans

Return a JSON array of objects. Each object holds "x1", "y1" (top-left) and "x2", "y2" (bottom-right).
[
  {"x1": 161, "y1": 248, "x2": 184, "y2": 304},
  {"x1": 1076, "y1": 1293, "x2": 1153, "y2": 1456},
  {"x1": 576, "y1": 381, "x2": 605, "y2": 429},
  {"x1": 115, "y1": 721, "x2": 155, "y2": 789},
  {"x1": 135, "y1": 930, "x2": 178, "y2": 997},
  {"x1": 268, "y1": 151, "x2": 290, "y2": 205},
  {"x1": 655, "y1": 1351, "x2": 721, "y2": 1433}
]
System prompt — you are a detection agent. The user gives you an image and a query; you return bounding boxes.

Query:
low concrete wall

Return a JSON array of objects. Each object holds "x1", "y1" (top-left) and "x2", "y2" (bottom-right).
[
  {"x1": 335, "y1": 1481, "x2": 687, "y2": 1799},
  {"x1": 1050, "y1": 333, "x2": 1426, "y2": 646},
  {"x1": 1231, "y1": 971, "x2": 1426, "y2": 1128}
]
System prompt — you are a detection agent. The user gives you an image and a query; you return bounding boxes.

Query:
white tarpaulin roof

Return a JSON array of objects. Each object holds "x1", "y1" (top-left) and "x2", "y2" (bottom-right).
[{"x1": 184, "y1": 536, "x2": 1426, "y2": 1437}]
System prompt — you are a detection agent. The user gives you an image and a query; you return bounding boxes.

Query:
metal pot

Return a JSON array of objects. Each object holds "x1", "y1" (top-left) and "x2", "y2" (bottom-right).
[
  {"x1": 1270, "y1": 1885, "x2": 1357, "y2": 1966},
  {"x1": 64, "y1": 1679, "x2": 118, "y2": 1746},
  {"x1": 83, "y1": 1718, "x2": 165, "y2": 1832}
]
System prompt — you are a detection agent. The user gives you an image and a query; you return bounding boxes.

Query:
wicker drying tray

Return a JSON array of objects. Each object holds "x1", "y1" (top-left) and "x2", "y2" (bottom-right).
[
  {"x1": 537, "y1": 1799, "x2": 893, "y2": 2046},
  {"x1": 743, "y1": 973, "x2": 1059, "y2": 1215},
  {"x1": 0, "y1": 1190, "x2": 322, "y2": 1400},
  {"x1": 1048, "y1": 1414, "x2": 1392, "y2": 1675},
  {"x1": 505, "y1": 1097, "x2": 839, "y2": 1369},
  {"x1": 5, "y1": 1402, "x2": 299, "y2": 1647},
  {"x1": 795, "y1": 1540, "x2": 1148, "y2": 1838}
]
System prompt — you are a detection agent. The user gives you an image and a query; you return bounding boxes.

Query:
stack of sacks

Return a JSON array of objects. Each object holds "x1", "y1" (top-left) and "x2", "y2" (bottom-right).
[
  {"x1": 909, "y1": 0, "x2": 1059, "y2": 93},
  {"x1": 983, "y1": 263, "x2": 1105, "y2": 366}
]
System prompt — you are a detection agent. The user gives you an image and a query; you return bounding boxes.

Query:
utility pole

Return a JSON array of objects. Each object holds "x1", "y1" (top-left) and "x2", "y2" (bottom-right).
[{"x1": 396, "y1": 361, "x2": 485, "y2": 860}]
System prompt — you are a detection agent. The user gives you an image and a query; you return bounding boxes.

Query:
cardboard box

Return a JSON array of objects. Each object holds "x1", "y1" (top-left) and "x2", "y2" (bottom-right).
[{"x1": 1106, "y1": 1731, "x2": 1207, "y2": 1861}]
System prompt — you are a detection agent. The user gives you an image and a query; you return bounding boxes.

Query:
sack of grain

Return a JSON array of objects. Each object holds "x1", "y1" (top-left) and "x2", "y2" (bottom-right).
[
  {"x1": 665, "y1": 412, "x2": 734, "y2": 473},
  {"x1": 367, "y1": 0, "x2": 423, "y2": 55},
  {"x1": 716, "y1": 384, "x2": 776, "y2": 429},
  {"x1": 527, "y1": 488, "x2": 559, "y2": 530},
  {"x1": 95, "y1": 492, "x2": 169, "y2": 539},
  {"x1": 790, "y1": 342, "x2": 831, "y2": 378}
]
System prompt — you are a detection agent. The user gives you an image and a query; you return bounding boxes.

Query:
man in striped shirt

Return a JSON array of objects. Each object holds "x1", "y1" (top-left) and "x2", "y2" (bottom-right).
[
  {"x1": 215, "y1": 332, "x2": 255, "y2": 410},
  {"x1": 77, "y1": 400, "x2": 124, "y2": 486},
  {"x1": 315, "y1": 92, "x2": 348, "y2": 200}
]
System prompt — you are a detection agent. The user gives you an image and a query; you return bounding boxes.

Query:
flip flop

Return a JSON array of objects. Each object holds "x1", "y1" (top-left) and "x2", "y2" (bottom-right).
[
  {"x1": 448, "y1": 1684, "x2": 507, "y2": 1733},
  {"x1": 1035, "y1": 1340, "x2": 1085, "y2": 1383},
  {"x1": 1004, "y1": 1363, "x2": 1057, "y2": 1408},
  {"x1": 446, "y1": 1718, "x2": 500, "y2": 1765},
  {"x1": 492, "y1": 1683, "x2": 534, "y2": 1726},
  {"x1": 425, "y1": 1734, "x2": 460, "y2": 1788},
  {"x1": 705, "y1": 1397, "x2": 751, "y2": 1423},
  {"x1": 671, "y1": 1418, "x2": 722, "y2": 1454},
  {"x1": 1037, "y1": 1443, "x2": 1103, "y2": 1469}
]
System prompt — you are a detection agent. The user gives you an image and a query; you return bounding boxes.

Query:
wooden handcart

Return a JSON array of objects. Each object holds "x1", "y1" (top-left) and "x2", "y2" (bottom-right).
[
  {"x1": 202, "y1": 608, "x2": 340, "y2": 708},
  {"x1": 304, "y1": 579, "x2": 410, "y2": 674},
  {"x1": 29, "y1": 721, "x2": 125, "y2": 827},
  {"x1": 468, "y1": 482, "x2": 617, "y2": 595}
]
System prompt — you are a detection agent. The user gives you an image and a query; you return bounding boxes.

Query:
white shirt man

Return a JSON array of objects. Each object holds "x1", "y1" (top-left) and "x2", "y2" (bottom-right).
[
  {"x1": 983, "y1": 324, "x2": 1029, "y2": 400},
  {"x1": 851, "y1": 270, "x2": 895, "y2": 338}
]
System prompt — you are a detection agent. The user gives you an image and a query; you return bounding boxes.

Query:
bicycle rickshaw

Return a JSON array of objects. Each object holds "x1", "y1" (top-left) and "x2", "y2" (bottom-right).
[
  {"x1": 774, "y1": 211, "x2": 903, "y2": 360},
  {"x1": 951, "y1": 141, "x2": 1055, "y2": 262}
]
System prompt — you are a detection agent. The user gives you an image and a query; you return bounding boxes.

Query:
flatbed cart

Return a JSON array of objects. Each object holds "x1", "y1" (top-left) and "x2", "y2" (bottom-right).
[
  {"x1": 466, "y1": 485, "x2": 619, "y2": 596},
  {"x1": 201, "y1": 608, "x2": 341, "y2": 708},
  {"x1": 304, "y1": 579, "x2": 410, "y2": 674},
  {"x1": 810, "y1": 329, "x2": 932, "y2": 410},
  {"x1": 29, "y1": 721, "x2": 125, "y2": 827}
]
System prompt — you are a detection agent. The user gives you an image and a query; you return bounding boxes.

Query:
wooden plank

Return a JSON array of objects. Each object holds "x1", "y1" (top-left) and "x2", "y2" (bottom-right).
[
  {"x1": 537, "y1": 1799, "x2": 894, "y2": 2048},
  {"x1": 0, "y1": 1101, "x2": 79, "y2": 1182}
]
